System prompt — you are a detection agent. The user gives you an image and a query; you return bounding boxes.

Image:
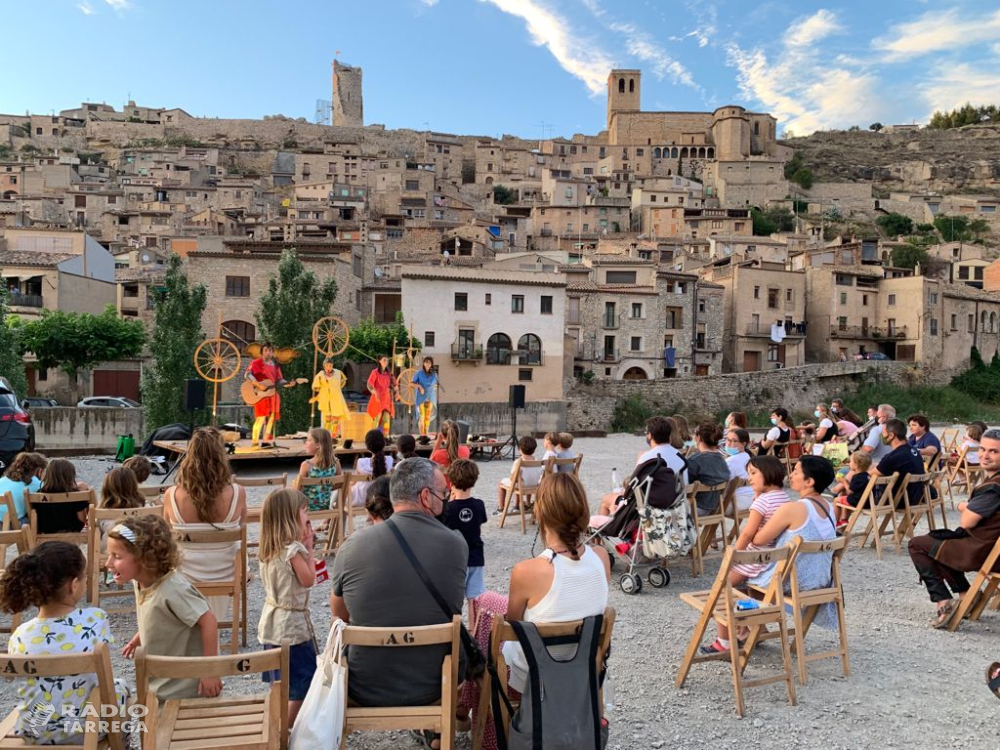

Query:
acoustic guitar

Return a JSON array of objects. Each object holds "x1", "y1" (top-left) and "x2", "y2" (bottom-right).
[{"x1": 241, "y1": 377, "x2": 309, "y2": 406}]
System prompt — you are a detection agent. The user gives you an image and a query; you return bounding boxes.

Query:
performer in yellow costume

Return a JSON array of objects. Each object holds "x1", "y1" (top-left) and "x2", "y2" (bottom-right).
[{"x1": 310, "y1": 357, "x2": 349, "y2": 436}]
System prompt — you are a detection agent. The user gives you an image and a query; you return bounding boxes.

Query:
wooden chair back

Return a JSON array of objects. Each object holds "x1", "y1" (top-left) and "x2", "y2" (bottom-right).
[
  {"x1": 170, "y1": 526, "x2": 247, "y2": 654},
  {"x1": 294, "y1": 472, "x2": 347, "y2": 555},
  {"x1": 88, "y1": 505, "x2": 164, "y2": 611},
  {"x1": 687, "y1": 479, "x2": 733, "y2": 576},
  {"x1": 948, "y1": 531, "x2": 1000, "y2": 631},
  {"x1": 839, "y1": 473, "x2": 896, "y2": 556},
  {"x1": 0, "y1": 521, "x2": 32, "y2": 643},
  {"x1": 342, "y1": 471, "x2": 374, "y2": 539},
  {"x1": 0, "y1": 641, "x2": 126, "y2": 750},
  {"x1": 233, "y1": 473, "x2": 288, "y2": 488},
  {"x1": 938, "y1": 428, "x2": 960, "y2": 453},
  {"x1": 25, "y1": 489, "x2": 97, "y2": 544},
  {"x1": 472, "y1": 607, "x2": 616, "y2": 750},
  {"x1": 896, "y1": 471, "x2": 936, "y2": 540},
  {"x1": 342, "y1": 616, "x2": 462, "y2": 749},
  {"x1": 500, "y1": 459, "x2": 546, "y2": 534},
  {"x1": 1, "y1": 492, "x2": 20, "y2": 530},
  {"x1": 135, "y1": 641, "x2": 289, "y2": 750},
  {"x1": 545, "y1": 455, "x2": 583, "y2": 477},
  {"x1": 676, "y1": 541, "x2": 800, "y2": 716},
  {"x1": 137, "y1": 484, "x2": 172, "y2": 501}
]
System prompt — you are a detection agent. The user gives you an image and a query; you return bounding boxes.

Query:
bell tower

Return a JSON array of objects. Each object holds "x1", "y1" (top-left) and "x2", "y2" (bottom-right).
[{"x1": 607, "y1": 69, "x2": 641, "y2": 129}]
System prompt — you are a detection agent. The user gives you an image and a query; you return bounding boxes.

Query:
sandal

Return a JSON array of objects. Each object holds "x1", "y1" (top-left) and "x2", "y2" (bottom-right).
[
  {"x1": 931, "y1": 599, "x2": 958, "y2": 629},
  {"x1": 988, "y1": 662, "x2": 1000, "y2": 700},
  {"x1": 409, "y1": 729, "x2": 441, "y2": 749}
]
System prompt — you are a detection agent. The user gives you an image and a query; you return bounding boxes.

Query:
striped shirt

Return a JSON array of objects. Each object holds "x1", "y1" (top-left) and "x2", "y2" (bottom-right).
[{"x1": 749, "y1": 488, "x2": 791, "y2": 523}]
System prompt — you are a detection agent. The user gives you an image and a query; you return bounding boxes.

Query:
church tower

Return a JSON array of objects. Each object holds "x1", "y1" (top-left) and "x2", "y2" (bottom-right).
[
  {"x1": 332, "y1": 60, "x2": 363, "y2": 127},
  {"x1": 607, "y1": 69, "x2": 641, "y2": 129}
]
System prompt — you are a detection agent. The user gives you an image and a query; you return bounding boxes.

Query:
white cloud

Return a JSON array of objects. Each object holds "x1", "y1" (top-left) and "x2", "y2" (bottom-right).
[
  {"x1": 609, "y1": 22, "x2": 700, "y2": 91},
  {"x1": 873, "y1": 8, "x2": 1000, "y2": 62},
  {"x1": 104, "y1": 0, "x2": 132, "y2": 11},
  {"x1": 77, "y1": 1, "x2": 96, "y2": 14},
  {"x1": 479, "y1": 0, "x2": 614, "y2": 95},
  {"x1": 726, "y1": 9, "x2": 888, "y2": 134},
  {"x1": 419, "y1": 0, "x2": 439, "y2": 6},
  {"x1": 921, "y1": 62, "x2": 1000, "y2": 115}
]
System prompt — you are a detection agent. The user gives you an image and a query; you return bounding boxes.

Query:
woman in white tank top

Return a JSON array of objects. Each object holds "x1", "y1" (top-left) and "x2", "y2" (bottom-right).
[{"x1": 503, "y1": 473, "x2": 611, "y2": 692}]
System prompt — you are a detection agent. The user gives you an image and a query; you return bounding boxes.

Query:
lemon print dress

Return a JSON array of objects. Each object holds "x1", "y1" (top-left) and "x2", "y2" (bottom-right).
[{"x1": 9, "y1": 607, "x2": 129, "y2": 744}]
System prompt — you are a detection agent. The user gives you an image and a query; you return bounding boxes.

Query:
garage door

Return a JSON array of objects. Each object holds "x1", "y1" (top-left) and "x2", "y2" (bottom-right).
[{"x1": 93, "y1": 370, "x2": 141, "y2": 402}]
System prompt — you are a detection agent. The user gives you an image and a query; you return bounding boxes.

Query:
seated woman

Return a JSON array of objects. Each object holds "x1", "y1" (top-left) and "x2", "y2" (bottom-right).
[
  {"x1": 350, "y1": 429, "x2": 393, "y2": 507},
  {"x1": 0, "y1": 452, "x2": 47, "y2": 527},
  {"x1": 724, "y1": 428, "x2": 755, "y2": 512},
  {"x1": 503, "y1": 473, "x2": 611, "y2": 693},
  {"x1": 725, "y1": 412, "x2": 748, "y2": 432},
  {"x1": 163, "y1": 427, "x2": 247, "y2": 620},
  {"x1": 33, "y1": 458, "x2": 91, "y2": 535},
  {"x1": 430, "y1": 421, "x2": 470, "y2": 474},
  {"x1": 671, "y1": 414, "x2": 694, "y2": 450},
  {"x1": 686, "y1": 422, "x2": 731, "y2": 516},
  {"x1": 364, "y1": 475, "x2": 393, "y2": 524},
  {"x1": 757, "y1": 408, "x2": 794, "y2": 456},
  {"x1": 811, "y1": 403, "x2": 839, "y2": 455}
]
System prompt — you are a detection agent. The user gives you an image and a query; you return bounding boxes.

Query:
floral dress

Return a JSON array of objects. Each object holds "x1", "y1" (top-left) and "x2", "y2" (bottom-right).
[
  {"x1": 8, "y1": 607, "x2": 130, "y2": 744},
  {"x1": 304, "y1": 463, "x2": 339, "y2": 512}
]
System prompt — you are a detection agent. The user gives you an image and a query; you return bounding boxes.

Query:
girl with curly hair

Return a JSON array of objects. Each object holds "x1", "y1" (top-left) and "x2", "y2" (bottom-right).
[
  {"x1": 109, "y1": 515, "x2": 222, "y2": 701},
  {"x1": 0, "y1": 541, "x2": 130, "y2": 744},
  {"x1": 163, "y1": 427, "x2": 246, "y2": 620}
]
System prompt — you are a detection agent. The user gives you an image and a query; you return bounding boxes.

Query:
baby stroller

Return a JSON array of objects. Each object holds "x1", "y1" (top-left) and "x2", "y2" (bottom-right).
[{"x1": 589, "y1": 455, "x2": 696, "y2": 594}]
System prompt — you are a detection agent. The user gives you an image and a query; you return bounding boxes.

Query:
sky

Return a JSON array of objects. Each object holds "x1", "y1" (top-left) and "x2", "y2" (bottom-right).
[{"x1": 3, "y1": 0, "x2": 1000, "y2": 138}]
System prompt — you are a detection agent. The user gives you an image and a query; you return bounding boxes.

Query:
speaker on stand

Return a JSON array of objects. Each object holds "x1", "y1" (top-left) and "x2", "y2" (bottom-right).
[{"x1": 503, "y1": 385, "x2": 526, "y2": 459}]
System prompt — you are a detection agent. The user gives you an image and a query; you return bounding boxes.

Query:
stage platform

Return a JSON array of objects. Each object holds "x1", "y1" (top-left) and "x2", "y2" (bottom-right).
[{"x1": 153, "y1": 438, "x2": 371, "y2": 463}]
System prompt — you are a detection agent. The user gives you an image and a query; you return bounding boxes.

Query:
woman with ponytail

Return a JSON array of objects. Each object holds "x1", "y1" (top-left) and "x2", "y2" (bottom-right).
[{"x1": 430, "y1": 420, "x2": 470, "y2": 473}]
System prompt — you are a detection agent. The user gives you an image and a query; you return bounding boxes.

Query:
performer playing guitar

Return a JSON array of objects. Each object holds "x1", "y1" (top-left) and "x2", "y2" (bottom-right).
[
  {"x1": 245, "y1": 342, "x2": 291, "y2": 447},
  {"x1": 366, "y1": 355, "x2": 397, "y2": 436}
]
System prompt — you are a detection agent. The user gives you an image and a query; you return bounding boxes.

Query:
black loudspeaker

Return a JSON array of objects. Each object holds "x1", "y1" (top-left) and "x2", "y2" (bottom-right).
[
  {"x1": 509, "y1": 384, "x2": 526, "y2": 409},
  {"x1": 456, "y1": 420, "x2": 471, "y2": 444},
  {"x1": 184, "y1": 379, "x2": 206, "y2": 411}
]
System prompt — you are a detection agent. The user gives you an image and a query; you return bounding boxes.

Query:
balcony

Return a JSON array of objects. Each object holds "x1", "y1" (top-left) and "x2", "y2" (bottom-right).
[
  {"x1": 486, "y1": 350, "x2": 512, "y2": 366},
  {"x1": 539, "y1": 228, "x2": 553, "y2": 237},
  {"x1": 601, "y1": 348, "x2": 620, "y2": 363},
  {"x1": 745, "y1": 322, "x2": 807, "y2": 338},
  {"x1": 8, "y1": 292, "x2": 43, "y2": 308},
  {"x1": 829, "y1": 324, "x2": 908, "y2": 340},
  {"x1": 517, "y1": 350, "x2": 543, "y2": 366},
  {"x1": 120, "y1": 297, "x2": 139, "y2": 312},
  {"x1": 451, "y1": 342, "x2": 483, "y2": 362}
]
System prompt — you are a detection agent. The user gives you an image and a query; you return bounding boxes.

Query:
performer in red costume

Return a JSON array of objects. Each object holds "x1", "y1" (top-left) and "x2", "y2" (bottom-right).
[
  {"x1": 246, "y1": 342, "x2": 285, "y2": 446},
  {"x1": 366, "y1": 355, "x2": 396, "y2": 435}
]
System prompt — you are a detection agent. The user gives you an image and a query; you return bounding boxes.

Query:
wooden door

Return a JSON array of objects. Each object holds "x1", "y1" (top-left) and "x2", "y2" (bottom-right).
[{"x1": 743, "y1": 351, "x2": 762, "y2": 371}]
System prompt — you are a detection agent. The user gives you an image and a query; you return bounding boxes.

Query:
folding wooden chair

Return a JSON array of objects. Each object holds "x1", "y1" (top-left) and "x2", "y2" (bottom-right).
[
  {"x1": 746, "y1": 536, "x2": 850, "y2": 685},
  {"x1": 946, "y1": 446, "x2": 983, "y2": 505},
  {"x1": 838, "y1": 473, "x2": 898, "y2": 559},
  {"x1": 545, "y1": 455, "x2": 583, "y2": 477},
  {"x1": 136, "y1": 641, "x2": 289, "y2": 750},
  {"x1": 293, "y1": 473, "x2": 347, "y2": 555},
  {"x1": 342, "y1": 471, "x2": 373, "y2": 540},
  {"x1": 675, "y1": 542, "x2": 799, "y2": 717},
  {"x1": 137, "y1": 484, "x2": 172, "y2": 503},
  {"x1": 472, "y1": 607, "x2": 617, "y2": 750},
  {"x1": 947, "y1": 534, "x2": 1000, "y2": 632},
  {"x1": 0, "y1": 641, "x2": 127, "y2": 750},
  {"x1": 238, "y1": 474, "x2": 289, "y2": 555},
  {"x1": 926, "y1": 470, "x2": 949, "y2": 530},
  {"x1": 499, "y1": 459, "x2": 545, "y2": 534},
  {"x1": 0, "y1": 492, "x2": 19, "y2": 530},
  {"x1": 688, "y1": 480, "x2": 733, "y2": 577},
  {"x1": 88, "y1": 505, "x2": 165, "y2": 613},
  {"x1": 341, "y1": 616, "x2": 461, "y2": 750},
  {"x1": 723, "y1": 478, "x2": 751, "y2": 545},
  {"x1": 895, "y1": 472, "x2": 937, "y2": 541},
  {"x1": 25, "y1": 489, "x2": 97, "y2": 596},
  {"x1": 0, "y1": 520, "x2": 31, "y2": 644},
  {"x1": 938, "y1": 428, "x2": 960, "y2": 454},
  {"x1": 170, "y1": 526, "x2": 247, "y2": 653}
]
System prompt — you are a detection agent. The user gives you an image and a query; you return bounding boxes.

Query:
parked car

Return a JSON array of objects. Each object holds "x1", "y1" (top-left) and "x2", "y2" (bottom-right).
[
  {"x1": 22, "y1": 397, "x2": 58, "y2": 409},
  {"x1": 77, "y1": 396, "x2": 141, "y2": 408},
  {"x1": 0, "y1": 377, "x2": 36, "y2": 470},
  {"x1": 865, "y1": 352, "x2": 890, "y2": 361}
]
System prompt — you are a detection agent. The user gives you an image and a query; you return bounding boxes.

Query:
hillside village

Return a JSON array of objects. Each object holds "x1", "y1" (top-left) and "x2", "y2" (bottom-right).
[{"x1": 2, "y1": 64, "x2": 1000, "y2": 414}]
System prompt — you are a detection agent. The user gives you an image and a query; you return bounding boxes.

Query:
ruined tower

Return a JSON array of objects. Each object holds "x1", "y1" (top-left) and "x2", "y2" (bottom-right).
[{"x1": 331, "y1": 60, "x2": 363, "y2": 128}]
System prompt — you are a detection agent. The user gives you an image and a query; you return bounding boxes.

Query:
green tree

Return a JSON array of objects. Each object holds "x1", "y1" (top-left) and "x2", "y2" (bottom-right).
[
  {"x1": 869, "y1": 122, "x2": 884, "y2": 132},
  {"x1": 788, "y1": 167, "x2": 814, "y2": 190},
  {"x1": 255, "y1": 249, "x2": 339, "y2": 431},
  {"x1": 889, "y1": 242, "x2": 929, "y2": 270},
  {"x1": 932, "y1": 214, "x2": 988, "y2": 242},
  {"x1": 343, "y1": 314, "x2": 421, "y2": 365},
  {"x1": 752, "y1": 206, "x2": 795, "y2": 235},
  {"x1": 0, "y1": 285, "x2": 27, "y2": 397},
  {"x1": 876, "y1": 212, "x2": 914, "y2": 237},
  {"x1": 141, "y1": 255, "x2": 208, "y2": 432},
  {"x1": 751, "y1": 207, "x2": 777, "y2": 236},
  {"x1": 18, "y1": 307, "x2": 145, "y2": 400},
  {"x1": 492, "y1": 185, "x2": 517, "y2": 205}
]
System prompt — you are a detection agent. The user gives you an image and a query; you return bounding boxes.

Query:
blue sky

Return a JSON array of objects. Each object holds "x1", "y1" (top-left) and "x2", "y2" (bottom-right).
[{"x1": 3, "y1": 0, "x2": 1000, "y2": 138}]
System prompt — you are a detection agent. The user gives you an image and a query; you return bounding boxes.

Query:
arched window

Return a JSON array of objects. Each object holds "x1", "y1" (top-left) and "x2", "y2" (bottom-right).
[
  {"x1": 618, "y1": 78, "x2": 625, "y2": 93},
  {"x1": 671, "y1": 147, "x2": 678, "y2": 158},
  {"x1": 991, "y1": 312, "x2": 997, "y2": 333},
  {"x1": 698, "y1": 147, "x2": 706, "y2": 158},
  {"x1": 707, "y1": 147, "x2": 715, "y2": 158},
  {"x1": 486, "y1": 332, "x2": 512, "y2": 365},
  {"x1": 517, "y1": 333, "x2": 542, "y2": 365},
  {"x1": 653, "y1": 147, "x2": 661, "y2": 158},
  {"x1": 222, "y1": 319, "x2": 256, "y2": 348},
  {"x1": 680, "y1": 147, "x2": 689, "y2": 158},
  {"x1": 629, "y1": 78, "x2": 635, "y2": 93},
  {"x1": 982, "y1": 311, "x2": 989, "y2": 331},
  {"x1": 754, "y1": 122, "x2": 760, "y2": 136}
]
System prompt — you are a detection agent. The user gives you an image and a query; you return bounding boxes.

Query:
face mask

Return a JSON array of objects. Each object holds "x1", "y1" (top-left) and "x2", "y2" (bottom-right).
[
  {"x1": 770, "y1": 418, "x2": 779, "y2": 426},
  {"x1": 814, "y1": 410, "x2": 822, "y2": 418},
  {"x1": 724, "y1": 446, "x2": 741, "y2": 456},
  {"x1": 435, "y1": 497, "x2": 450, "y2": 525}
]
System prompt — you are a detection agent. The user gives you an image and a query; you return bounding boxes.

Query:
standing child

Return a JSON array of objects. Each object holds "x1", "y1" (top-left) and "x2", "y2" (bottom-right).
[
  {"x1": 258, "y1": 488, "x2": 317, "y2": 728},
  {"x1": 0, "y1": 541, "x2": 129, "y2": 744},
  {"x1": 496, "y1": 435, "x2": 544, "y2": 516},
  {"x1": 444, "y1": 459, "x2": 488, "y2": 626},
  {"x1": 832, "y1": 451, "x2": 872, "y2": 529},
  {"x1": 297, "y1": 428, "x2": 341, "y2": 512},
  {"x1": 109, "y1": 515, "x2": 222, "y2": 701}
]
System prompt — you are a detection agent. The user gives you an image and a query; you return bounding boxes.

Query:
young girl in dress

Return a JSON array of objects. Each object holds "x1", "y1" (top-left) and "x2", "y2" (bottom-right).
[
  {"x1": 108, "y1": 515, "x2": 222, "y2": 701},
  {"x1": 258, "y1": 488, "x2": 317, "y2": 727},
  {"x1": 0, "y1": 541, "x2": 129, "y2": 744},
  {"x1": 297, "y1": 428, "x2": 341, "y2": 512}
]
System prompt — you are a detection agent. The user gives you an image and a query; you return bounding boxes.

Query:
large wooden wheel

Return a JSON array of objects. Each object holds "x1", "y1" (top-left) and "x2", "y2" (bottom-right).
[
  {"x1": 396, "y1": 367, "x2": 419, "y2": 407},
  {"x1": 194, "y1": 338, "x2": 241, "y2": 383},
  {"x1": 312, "y1": 316, "x2": 349, "y2": 358}
]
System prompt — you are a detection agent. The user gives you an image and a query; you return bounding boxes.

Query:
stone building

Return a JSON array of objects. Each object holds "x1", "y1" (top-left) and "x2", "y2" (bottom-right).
[
  {"x1": 331, "y1": 61, "x2": 363, "y2": 128},
  {"x1": 804, "y1": 265, "x2": 892, "y2": 363}
]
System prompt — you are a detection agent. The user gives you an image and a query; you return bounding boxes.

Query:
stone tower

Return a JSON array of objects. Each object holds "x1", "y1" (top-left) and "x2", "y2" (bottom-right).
[
  {"x1": 710, "y1": 106, "x2": 751, "y2": 160},
  {"x1": 607, "y1": 69, "x2": 641, "y2": 129},
  {"x1": 332, "y1": 60, "x2": 363, "y2": 127}
]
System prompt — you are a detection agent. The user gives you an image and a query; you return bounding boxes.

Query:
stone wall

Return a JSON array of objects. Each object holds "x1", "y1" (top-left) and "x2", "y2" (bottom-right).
[
  {"x1": 433, "y1": 400, "x2": 566, "y2": 437},
  {"x1": 565, "y1": 360, "x2": 933, "y2": 431}
]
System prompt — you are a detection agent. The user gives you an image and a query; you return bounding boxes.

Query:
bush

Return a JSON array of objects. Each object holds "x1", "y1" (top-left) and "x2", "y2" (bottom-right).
[
  {"x1": 845, "y1": 383, "x2": 1000, "y2": 423},
  {"x1": 876, "y1": 213, "x2": 913, "y2": 237},
  {"x1": 611, "y1": 395, "x2": 653, "y2": 433}
]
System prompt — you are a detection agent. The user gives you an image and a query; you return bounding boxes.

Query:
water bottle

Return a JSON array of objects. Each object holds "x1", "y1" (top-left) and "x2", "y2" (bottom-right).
[
  {"x1": 603, "y1": 676, "x2": 616, "y2": 714},
  {"x1": 611, "y1": 468, "x2": 621, "y2": 492}
]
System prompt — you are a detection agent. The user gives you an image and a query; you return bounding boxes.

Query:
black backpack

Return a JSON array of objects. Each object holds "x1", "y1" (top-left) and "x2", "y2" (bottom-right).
[{"x1": 631, "y1": 455, "x2": 687, "y2": 510}]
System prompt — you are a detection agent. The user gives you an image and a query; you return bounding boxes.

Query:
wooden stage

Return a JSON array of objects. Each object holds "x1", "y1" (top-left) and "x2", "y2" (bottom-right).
[{"x1": 153, "y1": 438, "x2": 371, "y2": 463}]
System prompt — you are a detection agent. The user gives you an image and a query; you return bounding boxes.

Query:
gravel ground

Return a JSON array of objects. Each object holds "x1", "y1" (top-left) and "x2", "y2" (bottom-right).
[{"x1": 2, "y1": 434, "x2": 998, "y2": 749}]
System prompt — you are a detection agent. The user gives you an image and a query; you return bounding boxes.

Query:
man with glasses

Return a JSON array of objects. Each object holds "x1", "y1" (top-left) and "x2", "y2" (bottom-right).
[
  {"x1": 908, "y1": 427, "x2": 1000, "y2": 628},
  {"x1": 331, "y1": 457, "x2": 468, "y2": 708}
]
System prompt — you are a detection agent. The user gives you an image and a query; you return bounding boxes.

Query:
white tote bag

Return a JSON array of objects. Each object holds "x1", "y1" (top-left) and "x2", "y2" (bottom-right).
[{"x1": 289, "y1": 619, "x2": 347, "y2": 750}]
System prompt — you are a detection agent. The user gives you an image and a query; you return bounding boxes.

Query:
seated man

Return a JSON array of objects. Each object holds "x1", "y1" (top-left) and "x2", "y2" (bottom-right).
[
  {"x1": 908, "y1": 428, "x2": 1000, "y2": 628},
  {"x1": 860, "y1": 404, "x2": 895, "y2": 463},
  {"x1": 330, "y1": 457, "x2": 468, "y2": 708},
  {"x1": 597, "y1": 416, "x2": 688, "y2": 518},
  {"x1": 871, "y1": 418, "x2": 926, "y2": 508}
]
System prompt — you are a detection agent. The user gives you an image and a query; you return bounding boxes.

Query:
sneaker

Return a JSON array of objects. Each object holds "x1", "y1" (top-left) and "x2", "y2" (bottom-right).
[
  {"x1": 699, "y1": 639, "x2": 729, "y2": 655},
  {"x1": 492, "y1": 508, "x2": 502, "y2": 516}
]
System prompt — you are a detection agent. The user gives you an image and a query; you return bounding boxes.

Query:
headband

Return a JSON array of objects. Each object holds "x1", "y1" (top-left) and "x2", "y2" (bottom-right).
[{"x1": 111, "y1": 524, "x2": 137, "y2": 544}]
